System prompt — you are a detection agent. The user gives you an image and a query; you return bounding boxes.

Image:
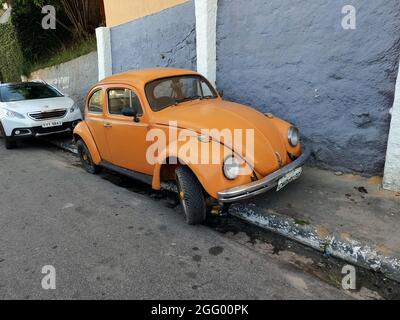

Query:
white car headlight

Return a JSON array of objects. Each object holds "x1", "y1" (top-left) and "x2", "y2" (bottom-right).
[
  {"x1": 288, "y1": 126, "x2": 300, "y2": 147},
  {"x1": 4, "y1": 109, "x2": 25, "y2": 119},
  {"x1": 70, "y1": 104, "x2": 78, "y2": 113},
  {"x1": 223, "y1": 156, "x2": 241, "y2": 180}
]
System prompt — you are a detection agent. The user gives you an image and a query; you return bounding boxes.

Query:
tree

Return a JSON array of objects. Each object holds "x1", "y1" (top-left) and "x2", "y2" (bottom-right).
[
  {"x1": 0, "y1": 0, "x2": 103, "y2": 79},
  {"x1": 4, "y1": 0, "x2": 103, "y2": 41},
  {"x1": 60, "y1": 0, "x2": 103, "y2": 40},
  {"x1": 11, "y1": 0, "x2": 72, "y2": 63}
]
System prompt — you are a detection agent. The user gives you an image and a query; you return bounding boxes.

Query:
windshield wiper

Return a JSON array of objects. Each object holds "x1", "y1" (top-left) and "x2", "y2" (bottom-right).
[{"x1": 175, "y1": 95, "x2": 203, "y2": 105}]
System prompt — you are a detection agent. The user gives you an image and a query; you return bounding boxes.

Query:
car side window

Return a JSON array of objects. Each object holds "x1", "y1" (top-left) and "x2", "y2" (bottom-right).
[
  {"x1": 108, "y1": 88, "x2": 143, "y2": 116},
  {"x1": 88, "y1": 90, "x2": 103, "y2": 113}
]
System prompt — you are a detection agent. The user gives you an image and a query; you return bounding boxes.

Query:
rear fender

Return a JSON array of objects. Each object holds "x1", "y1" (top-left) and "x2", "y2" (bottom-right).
[{"x1": 73, "y1": 121, "x2": 102, "y2": 165}]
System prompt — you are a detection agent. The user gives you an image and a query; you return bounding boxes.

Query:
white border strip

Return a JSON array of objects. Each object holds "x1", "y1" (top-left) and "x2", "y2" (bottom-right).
[
  {"x1": 383, "y1": 63, "x2": 400, "y2": 192},
  {"x1": 195, "y1": 0, "x2": 218, "y2": 86},
  {"x1": 96, "y1": 27, "x2": 113, "y2": 81}
]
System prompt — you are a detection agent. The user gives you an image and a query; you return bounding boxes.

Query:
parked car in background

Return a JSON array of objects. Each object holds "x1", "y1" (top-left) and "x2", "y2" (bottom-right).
[
  {"x1": 0, "y1": 82, "x2": 82, "y2": 149},
  {"x1": 73, "y1": 68, "x2": 310, "y2": 225}
]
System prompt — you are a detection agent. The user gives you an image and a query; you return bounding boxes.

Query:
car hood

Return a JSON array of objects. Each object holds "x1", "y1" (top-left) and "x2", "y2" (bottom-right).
[
  {"x1": 152, "y1": 99, "x2": 289, "y2": 176},
  {"x1": 1, "y1": 97, "x2": 74, "y2": 115}
]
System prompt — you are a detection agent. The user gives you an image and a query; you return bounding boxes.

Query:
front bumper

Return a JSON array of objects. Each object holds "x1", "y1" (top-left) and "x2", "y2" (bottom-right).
[
  {"x1": 218, "y1": 147, "x2": 312, "y2": 203},
  {"x1": 9, "y1": 120, "x2": 81, "y2": 139},
  {"x1": 1, "y1": 109, "x2": 83, "y2": 137}
]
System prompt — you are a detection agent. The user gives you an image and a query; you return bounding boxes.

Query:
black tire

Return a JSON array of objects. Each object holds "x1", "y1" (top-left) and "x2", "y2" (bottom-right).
[
  {"x1": 0, "y1": 122, "x2": 17, "y2": 149},
  {"x1": 175, "y1": 166, "x2": 206, "y2": 225},
  {"x1": 76, "y1": 139, "x2": 101, "y2": 174}
]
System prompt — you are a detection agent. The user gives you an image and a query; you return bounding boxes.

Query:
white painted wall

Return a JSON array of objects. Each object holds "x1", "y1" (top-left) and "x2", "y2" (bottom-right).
[
  {"x1": 384, "y1": 66, "x2": 400, "y2": 192},
  {"x1": 0, "y1": 6, "x2": 11, "y2": 24},
  {"x1": 195, "y1": 0, "x2": 218, "y2": 86},
  {"x1": 96, "y1": 27, "x2": 113, "y2": 81}
]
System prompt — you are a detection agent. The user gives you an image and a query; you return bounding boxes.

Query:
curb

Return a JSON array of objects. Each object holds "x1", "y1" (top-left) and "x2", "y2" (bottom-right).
[{"x1": 229, "y1": 203, "x2": 400, "y2": 283}]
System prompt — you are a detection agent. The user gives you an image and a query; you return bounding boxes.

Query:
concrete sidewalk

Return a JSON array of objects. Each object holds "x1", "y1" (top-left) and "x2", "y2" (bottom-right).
[{"x1": 230, "y1": 167, "x2": 400, "y2": 282}]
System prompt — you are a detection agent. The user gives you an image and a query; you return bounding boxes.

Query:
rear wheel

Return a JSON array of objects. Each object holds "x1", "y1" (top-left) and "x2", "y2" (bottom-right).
[
  {"x1": 175, "y1": 166, "x2": 206, "y2": 225},
  {"x1": 0, "y1": 122, "x2": 17, "y2": 149},
  {"x1": 76, "y1": 139, "x2": 101, "y2": 174}
]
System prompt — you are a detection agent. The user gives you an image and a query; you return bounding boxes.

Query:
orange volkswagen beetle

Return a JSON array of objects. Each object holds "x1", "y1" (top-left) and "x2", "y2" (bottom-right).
[{"x1": 73, "y1": 68, "x2": 310, "y2": 225}]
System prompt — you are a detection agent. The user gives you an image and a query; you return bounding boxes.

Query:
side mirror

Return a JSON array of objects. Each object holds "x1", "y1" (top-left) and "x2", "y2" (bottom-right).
[
  {"x1": 121, "y1": 107, "x2": 140, "y2": 123},
  {"x1": 121, "y1": 107, "x2": 135, "y2": 117}
]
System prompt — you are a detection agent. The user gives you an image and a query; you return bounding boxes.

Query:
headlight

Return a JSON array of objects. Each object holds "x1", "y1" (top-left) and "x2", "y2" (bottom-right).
[
  {"x1": 288, "y1": 126, "x2": 300, "y2": 147},
  {"x1": 4, "y1": 109, "x2": 25, "y2": 119},
  {"x1": 70, "y1": 104, "x2": 77, "y2": 113},
  {"x1": 223, "y1": 156, "x2": 240, "y2": 180}
]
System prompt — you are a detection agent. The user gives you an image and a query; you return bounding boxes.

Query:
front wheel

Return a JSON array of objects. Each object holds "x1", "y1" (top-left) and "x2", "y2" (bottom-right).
[
  {"x1": 175, "y1": 166, "x2": 206, "y2": 225},
  {"x1": 76, "y1": 139, "x2": 101, "y2": 174},
  {"x1": 0, "y1": 123, "x2": 17, "y2": 149}
]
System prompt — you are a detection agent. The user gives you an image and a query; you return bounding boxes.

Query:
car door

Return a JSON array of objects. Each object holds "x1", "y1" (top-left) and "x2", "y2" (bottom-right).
[
  {"x1": 103, "y1": 85, "x2": 153, "y2": 175},
  {"x1": 85, "y1": 88, "x2": 112, "y2": 162}
]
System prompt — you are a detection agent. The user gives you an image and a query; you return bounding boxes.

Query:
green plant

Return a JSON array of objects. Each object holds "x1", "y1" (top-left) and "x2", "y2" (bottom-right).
[
  {"x1": 15, "y1": 0, "x2": 102, "y2": 41},
  {"x1": 0, "y1": 20, "x2": 23, "y2": 82},
  {"x1": 11, "y1": 0, "x2": 72, "y2": 64},
  {"x1": 0, "y1": 0, "x2": 101, "y2": 80},
  {"x1": 22, "y1": 36, "x2": 96, "y2": 75}
]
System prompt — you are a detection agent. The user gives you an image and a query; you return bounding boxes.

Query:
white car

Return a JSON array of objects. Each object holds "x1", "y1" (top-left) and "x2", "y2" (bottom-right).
[{"x1": 0, "y1": 82, "x2": 82, "y2": 149}]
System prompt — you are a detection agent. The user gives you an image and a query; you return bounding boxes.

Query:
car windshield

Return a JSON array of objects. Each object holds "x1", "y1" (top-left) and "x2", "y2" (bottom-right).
[
  {"x1": 0, "y1": 83, "x2": 63, "y2": 102},
  {"x1": 145, "y1": 75, "x2": 218, "y2": 112}
]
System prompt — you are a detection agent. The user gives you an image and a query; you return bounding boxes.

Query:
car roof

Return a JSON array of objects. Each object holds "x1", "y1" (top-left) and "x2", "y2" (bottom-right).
[{"x1": 98, "y1": 68, "x2": 200, "y2": 87}]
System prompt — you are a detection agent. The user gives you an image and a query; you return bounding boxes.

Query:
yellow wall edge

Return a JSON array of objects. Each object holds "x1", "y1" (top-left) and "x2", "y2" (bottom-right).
[{"x1": 104, "y1": 0, "x2": 190, "y2": 27}]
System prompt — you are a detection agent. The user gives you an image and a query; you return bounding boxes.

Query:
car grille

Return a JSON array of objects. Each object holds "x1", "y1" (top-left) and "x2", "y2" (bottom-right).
[{"x1": 29, "y1": 109, "x2": 67, "y2": 121}]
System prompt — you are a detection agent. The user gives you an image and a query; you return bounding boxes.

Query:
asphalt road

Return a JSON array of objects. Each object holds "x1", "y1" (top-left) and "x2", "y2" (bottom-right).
[{"x1": 0, "y1": 139, "x2": 350, "y2": 300}]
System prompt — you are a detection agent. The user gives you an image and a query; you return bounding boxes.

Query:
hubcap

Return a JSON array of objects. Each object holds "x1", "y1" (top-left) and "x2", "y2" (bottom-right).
[
  {"x1": 81, "y1": 149, "x2": 91, "y2": 167},
  {"x1": 176, "y1": 177, "x2": 188, "y2": 214}
]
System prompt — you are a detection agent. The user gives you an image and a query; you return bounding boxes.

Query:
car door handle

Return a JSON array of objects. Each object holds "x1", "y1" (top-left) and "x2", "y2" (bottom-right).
[{"x1": 104, "y1": 123, "x2": 112, "y2": 128}]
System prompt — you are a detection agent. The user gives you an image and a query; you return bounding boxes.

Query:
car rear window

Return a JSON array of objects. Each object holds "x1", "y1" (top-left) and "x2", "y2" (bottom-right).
[{"x1": 0, "y1": 83, "x2": 63, "y2": 102}]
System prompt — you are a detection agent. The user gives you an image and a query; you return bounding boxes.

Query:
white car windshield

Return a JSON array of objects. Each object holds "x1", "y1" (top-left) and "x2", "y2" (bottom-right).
[{"x1": 0, "y1": 83, "x2": 63, "y2": 102}]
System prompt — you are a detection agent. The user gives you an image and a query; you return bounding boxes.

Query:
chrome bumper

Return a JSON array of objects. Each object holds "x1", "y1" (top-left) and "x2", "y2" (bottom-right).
[{"x1": 218, "y1": 148, "x2": 311, "y2": 203}]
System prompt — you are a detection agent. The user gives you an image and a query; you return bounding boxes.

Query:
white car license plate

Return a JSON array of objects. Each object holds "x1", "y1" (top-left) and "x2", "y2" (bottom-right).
[
  {"x1": 42, "y1": 120, "x2": 63, "y2": 128},
  {"x1": 277, "y1": 167, "x2": 303, "y2": 192}
]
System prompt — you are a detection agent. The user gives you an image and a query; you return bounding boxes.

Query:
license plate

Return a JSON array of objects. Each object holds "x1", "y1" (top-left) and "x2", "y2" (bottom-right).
[
  {"x1": 42, "y1": 120, "x2": 62, "y2": 128},
  {"x1": 277, "y1": 167, "x2": 303, "y2": 192}
]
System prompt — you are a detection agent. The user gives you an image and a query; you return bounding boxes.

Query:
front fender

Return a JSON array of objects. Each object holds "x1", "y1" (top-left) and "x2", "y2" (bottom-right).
[
  {"x1": 73, "y1": 121, "x2": 102, "y2": 165},
  {"x1": 152, "y1": 139, "x2": 253, "y2": 199}
]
